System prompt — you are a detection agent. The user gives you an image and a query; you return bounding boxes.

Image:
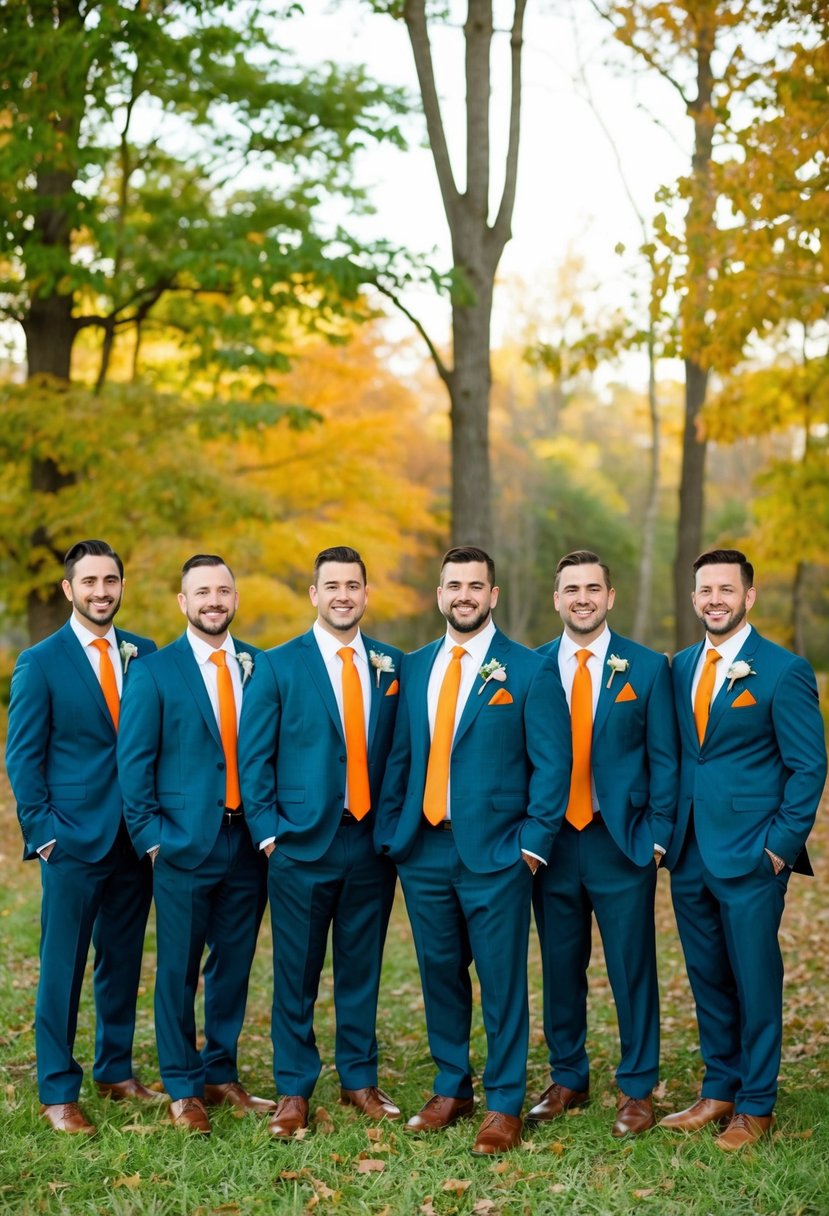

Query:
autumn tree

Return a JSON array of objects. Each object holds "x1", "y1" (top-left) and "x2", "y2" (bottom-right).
[
  {"x1": 371, "y1": 0, "x2": 527, "y2": 552},
  {"x1": 591, "y1": 1, "x2": 778, "y2": 647},
  {"x1": 0, "y1": 0, "x2": 405, "y2": 639}
]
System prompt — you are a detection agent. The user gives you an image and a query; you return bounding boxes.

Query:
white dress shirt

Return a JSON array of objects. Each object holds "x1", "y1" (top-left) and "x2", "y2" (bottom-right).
[
  {"x1": 186, "y1": 627, "x2": 243, "y2": 729},
  {"x1": 70, "y1": 614, "x2": 123, "y2": 695}
]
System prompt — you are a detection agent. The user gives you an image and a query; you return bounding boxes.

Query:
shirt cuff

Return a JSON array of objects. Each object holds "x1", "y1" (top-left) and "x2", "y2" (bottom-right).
[
  {"x1": 37, "y1": 839, "x2": 57, "y2": 857},
  {"x1": 259, "y1": 836, "x2": 276, "y2": 850},
  {"x1": 522, "y1": 849, "x2": 546, "y2": 866},
  {"x1": 653, "y1": 844, "x2": 666, "y2": 855}
]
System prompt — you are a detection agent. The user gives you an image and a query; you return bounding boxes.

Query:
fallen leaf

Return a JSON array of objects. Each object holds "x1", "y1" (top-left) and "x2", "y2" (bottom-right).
[
  {"x1": 420, "y1": 1201, "x2": 436, "y2": 1216},
  {"x1": 473, "y1": 1201, "x2": 499, "y2": 1215},
  {"x1": 48, "y1": 1183, "x2": 70, "y2": 1193},
  {"x1": 357, "y1": 1159, "x2": 385, "y2": 1173},
  {"x1": 442, "y1": 1179, "x2": 472, "y2": 1195},
  {"x1": 279, "y1": 1171, "x2": 300, "y2": 1181},
  {"x1": 547, "y1": 1141, "x2": 565, "y2": 1155},
  {"x1": 633, "y1": 1188, "x2": 655, "y2": 1198},
  {"x1": 113, "y1": 1175, "x2": 141, "y2": 1190},
  {"x1": 366, "y1": 1126, "x2": 384, "y2": 1141},
  {"x1": 549, "y1": 1183, "x2": 567, "y2": 1194}
]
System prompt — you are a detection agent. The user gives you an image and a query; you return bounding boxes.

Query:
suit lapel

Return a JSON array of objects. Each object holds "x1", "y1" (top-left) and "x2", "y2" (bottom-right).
[
  {"x1": 299, "y1": 630, "x2": 344, "y2": 742},
  {"x1": 363, "y1": 634, "x2": 390, "y2": 750},
  {"x1": 59, "y1": 622, "x2": 115, "y2": 733},
  {"x1": 593, "y1": 632, "x2": 624, "y2": 743},
  {"x1": 704, "y1": 630, "x2": 761, "y2": 744},
  {"x1": 172, "y1": 634, "x2": 223, "y2": 750},
  {"x1": 453, "y1": 630, "x2": 509, "y2": 748},
  {"x1": 676, "y1": 642, "x2": 703, "y2": 745}
]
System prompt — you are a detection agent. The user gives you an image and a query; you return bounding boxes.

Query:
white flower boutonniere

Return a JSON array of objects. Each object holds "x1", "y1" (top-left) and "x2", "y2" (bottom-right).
[
  {"x1": 119, "y1": 640, "x2": 138, "y2": 674},
  {"x1": 478, "y1": 658, "x2": 507, "y2": 695},
  {"x1": 725, "y1": 660, "x2": 756, "y2": 692},
  {"x1": 605, "y1": 654, "x2": 629, "y2": 689},
  {"x1": 369, "y1": 650, "x2": 395, "y2": 688},
  {"x1": 236, "y1": 651, "x2": 254, "y2": 685}
]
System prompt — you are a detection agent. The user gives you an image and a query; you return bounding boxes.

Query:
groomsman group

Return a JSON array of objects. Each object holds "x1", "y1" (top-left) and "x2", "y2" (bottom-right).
[{"x1": 5, "y1": 539, "x2": 826, "y2": 1155}]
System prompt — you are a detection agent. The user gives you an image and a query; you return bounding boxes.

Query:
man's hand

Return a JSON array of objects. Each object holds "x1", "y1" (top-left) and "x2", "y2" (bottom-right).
[
  {"x1": 521, "y1": 851, "x2": 540, "y2": 875},
  {"x1": 654, "y1": 850, "x2": 663, "y2": 868},
  {"x1": 263, "y1": 841, "x2": 276, "y2": 859},
  {"x1": 38, "y1": 842, "x2": 55, "y2": 862},
  {"x1": 148, "y1": 845, "x2": 160, "y2": 867},
  {"x1": 765, "y1": 848, "x2": 786, "y2": 876}
]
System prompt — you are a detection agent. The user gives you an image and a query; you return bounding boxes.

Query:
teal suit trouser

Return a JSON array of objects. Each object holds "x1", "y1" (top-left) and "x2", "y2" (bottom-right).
[
  {"x1": 670, "y1": 820, "x2": 790, "y2": 1113},
  {"x1": 398, "y1": 827, "x2": 533, "y2": 1117}
]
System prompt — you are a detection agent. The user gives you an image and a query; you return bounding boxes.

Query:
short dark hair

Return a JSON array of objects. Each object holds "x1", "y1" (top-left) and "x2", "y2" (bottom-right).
[
  {"x1": 554, "y1": 549, "x2": 612, "y2": 591},
  {"x1": 181, "y1": 554, "x2": 235, "y2": 586},
  {"x1": 64, "y1": 539, "x2": 123, "y2": 581},
  {"x1": 693, "y1": 548, "x2": 754, "y2": 590},
  {"x1": 439, "y1": 546, "x2": 496, "y2": 586},
  {"x1": 313, "y1": 546, "x2": 367, "y2": 586}
]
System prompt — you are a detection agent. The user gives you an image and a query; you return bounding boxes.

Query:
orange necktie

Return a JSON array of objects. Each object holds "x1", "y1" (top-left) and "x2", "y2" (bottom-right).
[
  {"x1": 209, "y1": 650, "x2": 241, "y2": 810},
  {"x1": 423, "y1": 645, "x2": 467, "y2": 825},
  {"x1": 338, "y1": 647, "x2": 371, "y2": 820},
  {"x1": 91, "y1": 638, "x2": 120, "y2": 730},
  {"x1": 693, "y1": 647, "x2": 721, "y2": 745},
  {"x1": 566, "y1": 649, "x2": 594, "y2": 830}
]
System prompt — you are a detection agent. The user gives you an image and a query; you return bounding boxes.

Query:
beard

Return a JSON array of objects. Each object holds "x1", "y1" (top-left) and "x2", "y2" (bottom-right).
[
  {"x1": 187, "y1": 605, "x2": 236, "y2": 637},
  {"x1": 73, "y1": 592, "x2": 122, "y2": 628},
  {"x1": 443, "y1": 604, "x2": 492, "y2": 634}
]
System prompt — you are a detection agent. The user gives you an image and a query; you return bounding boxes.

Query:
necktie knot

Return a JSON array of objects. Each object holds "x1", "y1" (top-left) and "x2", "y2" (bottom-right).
[
  {"x1": 338, "y1": 646, "x2": 356, "y2": 665},
  {"x1": 209, "y1": 650, "x2": 227, "y2": 668},
  {"x1": 704, "y1": 648, "x2": 720, "y2": 668},
  {"x1": 451, "y1": 646, "x2": 467, "y2": 661},
  {"x1": 91, "y1": 638, "x2": 108, "y2": 653},
  {"x1": 576, "y1": 648, "x2": 591, "y2": 668}
]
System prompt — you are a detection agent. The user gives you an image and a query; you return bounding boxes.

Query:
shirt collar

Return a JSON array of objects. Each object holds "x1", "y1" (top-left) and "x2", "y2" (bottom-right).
[
  {"x1": 559, "y1": 624, "x2": 611, "y2": 665},
  {"x1": 313, "y1": 620, "x2": 367, "y2": 665},
  {"x1": 702, "y1": 621, "x2": 752, "y2": 667},
  {"x1": 186, "y1": 626, "x2": 237, "y2": 666},
  {"x1": 70, "y1": 614, "x2": 117, "y2": 650},
  {"x1": 442, "y1": 617, "x2": 496, "y2": 667}
]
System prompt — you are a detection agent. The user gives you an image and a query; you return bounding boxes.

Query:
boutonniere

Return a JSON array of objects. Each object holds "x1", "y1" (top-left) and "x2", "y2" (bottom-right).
[
  {"x1": 236, "y1": 651, "x2": 254, "y2": 685},
  {"x1": 369, "y1": 650, "x2": 396, "y2": 688},
  {"x1": 605, "y1": 654, "x2": 629, "y2": 689},
  {"x1": 725, "y1": 660, "x2": 755, "y2": 692},
  {"x1": 478, "y1": 657, "x2": 507, "y2": 694},
  {"x1": 119, "y1": 640, "x2": 138, "y2": 673}
]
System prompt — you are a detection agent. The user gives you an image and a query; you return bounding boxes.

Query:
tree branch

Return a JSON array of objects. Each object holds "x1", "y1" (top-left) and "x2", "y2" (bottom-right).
[
  {"x1": 373, "y1": 280, "x2": 452, "y2": 387},
  {"x1": 404, "y1": 0, "x2": 462, "y2": 229},
  {"x1": 491, "y1": 0, "x2": 527, "y2": 248}
]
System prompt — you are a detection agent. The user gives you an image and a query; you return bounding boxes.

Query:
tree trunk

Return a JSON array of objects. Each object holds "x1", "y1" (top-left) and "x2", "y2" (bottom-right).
[
  {"x1": 672, "y1": 357, "x2": 709, "y2": 648},
  {"x1": 632, "y1": 333, "x2": 661, "y2": 643},
  {"x1": 448, "y1": 278, "x2": 494, "y2": 548}
]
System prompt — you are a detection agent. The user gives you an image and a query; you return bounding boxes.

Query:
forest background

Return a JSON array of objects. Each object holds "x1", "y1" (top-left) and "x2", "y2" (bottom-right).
[{"x1": 0, "y1": 0, "x2": 827, "y2": 672}]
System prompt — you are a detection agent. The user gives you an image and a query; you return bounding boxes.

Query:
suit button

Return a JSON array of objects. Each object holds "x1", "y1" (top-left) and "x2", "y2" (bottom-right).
[
  {"x1": 338, "y1": 755, "x2": 346, "y2": 763},
  {"x1": 217, "y1": 762, "x2": 225, "y2": 771},
  {"x1": 217, "y1": 799, "x2": 224, "y2": 807}
]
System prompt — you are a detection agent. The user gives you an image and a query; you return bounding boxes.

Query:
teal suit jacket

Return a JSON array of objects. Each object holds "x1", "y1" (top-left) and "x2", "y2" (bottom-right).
[
  {"x1": 117, "y1": 634, "x2": 260, "y2": 868},
  {"x1": 6, "y1": 621, "x2": 156, "y2": 861},
  {"x1": 666, "y1": 629, "x2": 826, "y2": 877},
  {"x1": 238, "y1": 630, "x2": 403, "y2": 860},
  {"x1": 538, "y1": 631, "x2": 678, "y2": 866},
  {"x1": 375, "y1": 628, "x2": 572, "y2": 872}
]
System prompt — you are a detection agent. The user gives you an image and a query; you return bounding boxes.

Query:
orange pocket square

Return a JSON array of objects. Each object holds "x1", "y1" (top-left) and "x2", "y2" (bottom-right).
[
  {"x1": 385, "y1": 679, "x2": 399, "y2": 697},
  {"x1": 488, "y1": 688, "x2": 514, "y2": 706},
  {"x1": 614, "y1": 682, "x2": 637, "y2": 703},
  {"x1": 731, "y1": 688, "x2": 756, "y2": 707}
]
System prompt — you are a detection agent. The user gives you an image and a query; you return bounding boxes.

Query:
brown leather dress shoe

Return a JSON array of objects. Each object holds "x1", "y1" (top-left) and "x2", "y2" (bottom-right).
[
  {"x1": 203, "y1": 1081, "x2": 277, "y2": 1114},
  {"x1": 404, "y1": 1094, "x2": 476, "y2": 1133},
  {"x1": 268, "y1": 1095, "x2": 309, "y2": 1139},
  {"x1": 39, "y1": 1103, "x2": 96, "y2": 1135},
  {"x1": 471, "y1": 1111, "x2": 523, "y2": 1156},
  {"x1": 169, "y1": 1097, "x2": 211, "y2": 1134},
  {"x1": 97, "y1": 1077, "x2": 163, "y2": 1102},
  {"x1": 714, "y1": 1112, "x2": 773, "y2": 1151},
  {"x1": 340, "y1": 1086, "x2": 401, "y2": 1120},
  {"x1": 658, "y1": 1097, "x2": 735, "y2": 1132},
  {"x1": 526, "y1": 1082, "x2": 589, "y2": 1124},
  {"x1": 612, "y1": 1092, "x2": 655, "y2": 1137}
]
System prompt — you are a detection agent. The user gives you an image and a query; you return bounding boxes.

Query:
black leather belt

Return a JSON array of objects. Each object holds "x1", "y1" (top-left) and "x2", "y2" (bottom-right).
[
  {"x1": 223, "y1": 809, "x2": 244, "y2": 826},
  {"x1": 341, "y1": 810, "x2": 359, "y2": 824},
  {"x1": 425, "y1": 818, "x2": 452, "y2": 831}
]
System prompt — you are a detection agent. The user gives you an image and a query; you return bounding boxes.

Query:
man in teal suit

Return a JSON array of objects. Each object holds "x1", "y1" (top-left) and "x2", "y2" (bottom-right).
[
  {"x1": 239, "y1": 546, "x2": 403, "y2": 1138},
  {"x1": 660, "y1": 549, "x2": 826, "y2": 1150},
  {"x1": 528, "y1": 550, "x2": 678, "y2": 1138},
  {"x1": 375, "y1": 546, "x2": 572, "y2": 1155},
  {"x1": 6, "y1": 539, "x2": 157, "y2": 1135},
  {"x1": 118, "y1": 554, "x2": 274, "y2": 1134}
]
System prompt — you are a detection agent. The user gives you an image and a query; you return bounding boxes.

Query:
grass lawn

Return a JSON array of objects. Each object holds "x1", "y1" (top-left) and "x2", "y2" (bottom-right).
[{"x1": 1, "y1": 774, "x2": 827, "y2": 1216}]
